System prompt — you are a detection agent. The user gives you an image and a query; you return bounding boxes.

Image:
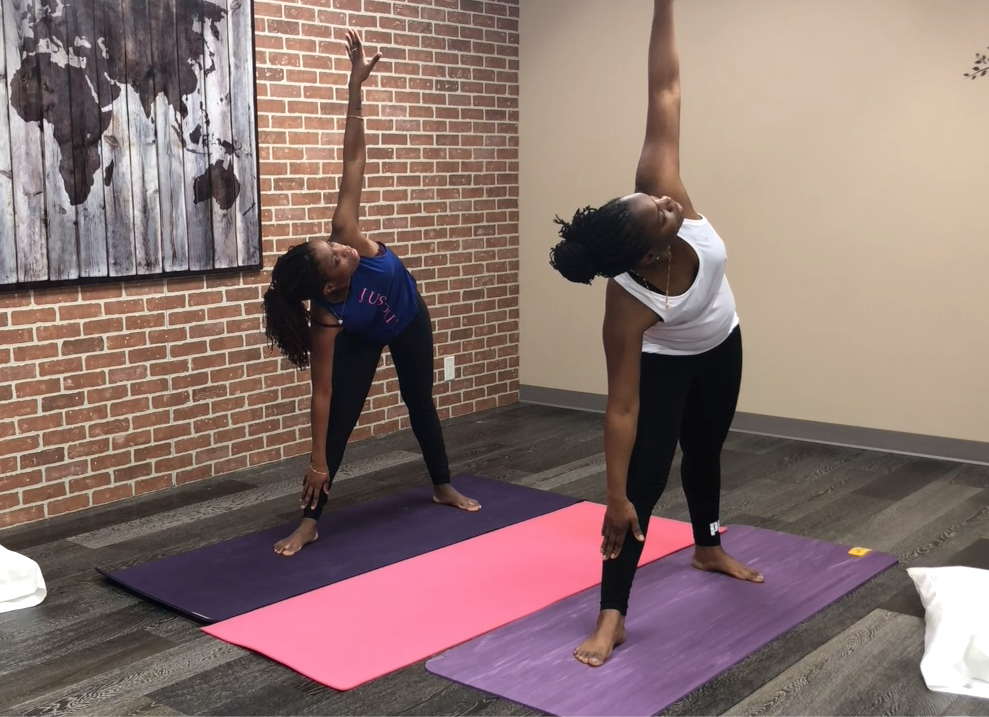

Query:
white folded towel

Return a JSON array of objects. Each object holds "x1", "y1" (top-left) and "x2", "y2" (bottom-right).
[
  {"x1": 0, "y1": 543, "x2": 48, "y2": 613},
  {"x1": 909, "y1": 566, "x2": 989, "y2": 699}
]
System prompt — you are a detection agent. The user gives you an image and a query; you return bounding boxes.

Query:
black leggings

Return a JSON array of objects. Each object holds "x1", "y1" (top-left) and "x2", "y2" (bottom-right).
[
  {"x1": 303, "y1": 293, "x2": 450, "y2": 520},
  {"x1": 600, "y1": 325, "x2": 742, "y2": 615}
]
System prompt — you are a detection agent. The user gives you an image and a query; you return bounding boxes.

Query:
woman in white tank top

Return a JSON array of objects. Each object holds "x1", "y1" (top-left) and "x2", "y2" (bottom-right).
[{"x1": 548, "y1": 0, "x2": 764, "y2": 668}]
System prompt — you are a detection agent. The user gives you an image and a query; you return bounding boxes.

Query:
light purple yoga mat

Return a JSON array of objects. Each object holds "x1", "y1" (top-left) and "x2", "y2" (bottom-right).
[{"x1": 426, "y1": 525, "x2": 898, "y2": 717}]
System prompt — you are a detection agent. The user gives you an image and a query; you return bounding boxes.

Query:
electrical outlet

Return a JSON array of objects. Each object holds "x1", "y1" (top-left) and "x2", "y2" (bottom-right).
[{"x1": 444, "y1": 355, "x2": 456, "y2": 381}]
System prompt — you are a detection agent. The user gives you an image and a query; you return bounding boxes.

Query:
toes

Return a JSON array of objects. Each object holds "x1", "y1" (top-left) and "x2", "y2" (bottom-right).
[
  {"x1": 732, "y1": 565, "x2": 762, "y2": 582},
  {"x1": 573, "y1": 647, "x2": 605, "y2": 667},
  {"x1": 574, "y1": 651, "x2": 598, "y2": 666}
]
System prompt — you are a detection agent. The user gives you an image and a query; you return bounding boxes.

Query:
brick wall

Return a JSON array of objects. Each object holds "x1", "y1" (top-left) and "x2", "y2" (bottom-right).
[{"x1": 0, "y1": 0, "x2": 520, "y2": 529}]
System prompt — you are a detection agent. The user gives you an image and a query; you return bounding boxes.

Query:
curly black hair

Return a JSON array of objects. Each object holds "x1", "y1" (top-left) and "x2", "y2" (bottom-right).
[
  {"x1": 262, "y1": 243, "x2": 327, "y2": 370},
  {"x1": 548, "y1": 198, "x2": 650, "y2": 284}
]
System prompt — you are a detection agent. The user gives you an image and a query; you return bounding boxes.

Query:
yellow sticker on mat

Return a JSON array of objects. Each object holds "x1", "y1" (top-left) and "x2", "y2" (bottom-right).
[{"x1": 848, "y1": 547, "x2": 872, "y2": 557}]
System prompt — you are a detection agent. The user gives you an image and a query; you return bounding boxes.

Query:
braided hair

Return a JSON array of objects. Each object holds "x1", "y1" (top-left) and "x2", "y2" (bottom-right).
[
  {"x1": 549, "y1": 198, "x2": 650, "y2": 284},
  {"x1": 262, "y1": 243, "x2": 327, "y2": 369}
]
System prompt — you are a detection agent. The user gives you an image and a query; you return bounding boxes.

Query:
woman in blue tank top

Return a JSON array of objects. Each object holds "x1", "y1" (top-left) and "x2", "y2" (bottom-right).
[{"x1": 261, "y1": 31, "x2": 480, "y2": 556}]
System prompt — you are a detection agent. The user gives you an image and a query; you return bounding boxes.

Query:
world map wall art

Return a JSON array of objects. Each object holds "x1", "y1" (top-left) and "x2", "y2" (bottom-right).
[{"x1": 0, "y1": 0, "x2": 261, "y2": 291}]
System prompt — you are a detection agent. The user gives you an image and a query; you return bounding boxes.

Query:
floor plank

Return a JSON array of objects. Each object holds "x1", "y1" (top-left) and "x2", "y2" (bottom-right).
[
  {"x1": 0, "y1": 630, "x2": 174, "y2": 711},
  {"x1": 722, "y1": 609, "x2": 937, "y2": 717}
]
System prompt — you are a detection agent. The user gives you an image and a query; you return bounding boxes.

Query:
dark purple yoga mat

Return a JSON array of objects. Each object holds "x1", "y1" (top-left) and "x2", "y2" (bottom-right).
[
  {"x1": 98, "y1": 474, "x2": 579, "y2": 623},
  {"x1": 426, "y1": 525, "x2": 898, "y2": 717}
]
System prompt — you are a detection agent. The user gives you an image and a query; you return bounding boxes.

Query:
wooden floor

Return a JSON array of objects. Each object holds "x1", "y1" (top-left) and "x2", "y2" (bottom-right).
[{"x1": 2, "y1": 402, "x2": 989, "y2": 717}]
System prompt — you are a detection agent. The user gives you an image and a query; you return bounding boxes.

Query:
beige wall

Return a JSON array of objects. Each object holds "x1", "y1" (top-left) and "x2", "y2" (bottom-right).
[{"x1": 519, "y1": 0, "x2": 989, "y2": 443}]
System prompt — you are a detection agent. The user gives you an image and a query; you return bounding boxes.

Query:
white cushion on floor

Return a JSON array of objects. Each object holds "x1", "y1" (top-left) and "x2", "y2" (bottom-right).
[
  {"x1": 908, "y1": 565, "x2": 989, "y2": 699},
  {"x1": 0, "y1": 543, "x2": 47, "y2": 613}
]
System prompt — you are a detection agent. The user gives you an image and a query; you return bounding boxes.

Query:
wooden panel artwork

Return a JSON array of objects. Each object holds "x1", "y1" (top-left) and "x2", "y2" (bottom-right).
[{"x1": 0, "y1": 0, "x2": 261, "y2": 291}]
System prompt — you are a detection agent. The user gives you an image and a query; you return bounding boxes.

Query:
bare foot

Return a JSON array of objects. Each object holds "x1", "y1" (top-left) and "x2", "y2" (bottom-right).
[
  {"x1": 574, "y1": 609, "x2": 626, "y2": 667},
  {"x1": 692, "y1": 545, "x2": 763, "y2": 582},
  {"x1": 274, "y1": 519, "x2": 319, "y2": 556},
  {"x1": 432, "y1": 484, "x2": 481, "y2": 512}
]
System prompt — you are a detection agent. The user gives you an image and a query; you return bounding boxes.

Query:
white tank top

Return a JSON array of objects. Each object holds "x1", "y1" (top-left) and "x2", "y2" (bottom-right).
[{"x1": 614, "y1": 215, "x2": 739, "y2": 356}]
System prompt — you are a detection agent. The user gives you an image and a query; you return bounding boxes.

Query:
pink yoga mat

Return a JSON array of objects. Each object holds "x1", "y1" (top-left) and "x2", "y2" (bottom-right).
[{"x1": 202, "y1": 502, "x2": 697, "y2": 690}]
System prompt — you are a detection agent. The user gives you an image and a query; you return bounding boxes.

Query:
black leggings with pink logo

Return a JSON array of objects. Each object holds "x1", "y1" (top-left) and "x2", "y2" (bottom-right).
[
  {"x1": 600, "y1": 325, "x2": 742, "y2": 615},
  {"x1": 303, "y1": 292, "x2": 450, "y2": 520}
]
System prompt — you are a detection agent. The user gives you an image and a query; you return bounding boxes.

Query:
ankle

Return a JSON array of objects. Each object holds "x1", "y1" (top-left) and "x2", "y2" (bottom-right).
[{"x1": 596, "y1": 609, "x2": 625, "y2": 629}]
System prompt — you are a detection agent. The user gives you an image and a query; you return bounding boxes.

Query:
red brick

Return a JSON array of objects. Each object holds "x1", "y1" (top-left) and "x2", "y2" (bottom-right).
[
  {"x1": 93, "y1": 485, "x2": 134, "y2": 505},
  {"x1": 155, "y1": 454, "x2": 194, "y2": 473},
  {"x1": 113, "y1": 457, "x2": 151, "y2": 482},
  {"x1": 129, "y1": 346, "x2": 167, "y2": 363},
  {"x1": 69, "y1": 474, "x2": 112, "y2": 493},
  {"x1": 146, "y1": 295, "x2": 186, "y2": 311},
  {"x1": 134, "y1": 475, "x2": 173, "y2": 495},
  {"x1": 126, "y1": 313, "x2": 165, "y2": 331},
  {"x1": 38, "y1": 323, "x2": 81, "y2": 341},
  {"x1": 94, "y1": 452, "x2": 136, "y2": 472},
  {"x1": 0, "y1": 470, "x2": 43, "y2": 492},
  {"x1": 87, "y1": 386, "x2": 129, "y2": 404},
  {"x1": 83, "y1": 317, "x2": 125, "y2": 336},
  {"x1": 0, "y1": 436, "x2": 40, "y2": 457},
  {"x1": 153, "y1": 423, "x2": 192, "y2": 441},
  {"x1": 65, "y1": 406, "x2": 108, "y2": 426},
  {"x1": 82, "y1": 285, "x2": 122, "y2": 300},
  {"x1": 0, "y1": 291, "x2": 31, "y2": 309},
  {"x1": 1, "y1": 364, "x2": 37, "y2": 382},
  {"x1": 11, "y1": 307, "x2": 56, "y2": 325},
  {"x1": 112, "y1": 430, "x2": 152, "y2": 450},
  {"x1": 170, "y1": 341, "x2": 209, "y2": 358},
  {"x1": 47, "y1": 494, "x2": 92, "y2": 516},
  {"x1": 106, "y1": 330, "x2": 148, "y2": 353},
  {"x1": 104, "y1": 299, "x2": 146, "y2": 315},
  {"x1": 63, "y1": 371, "x2": 107, "y2": 390},
  {"x1": 132, "y1": 411, "x2": 170, "y2": 430},
  {"x1": 135, "y1": 443, "x2": 171, "y2": 462},
  {"x1": 110, "y1": 397, "x2": 150, "y2": 417},
  {"x1": 175, "y1": 465, "x2": 211, "y2": 484},
  {"x1": 86, "y1": 351, "x2": 128, "y2": 369},
  {"x1": 109, "y1": 366, "x2": 148, "y2": 384},
  {"x1": 131, "y1": 379, "x2": 169, "y2": 396},
  {"x1": 0, "y1": 506, "x2": 45, "y2": 528},
  {"x1": 149, "y1": 328, "x2": 187, "y2": 345},
  {"x1": 0, "y1": 328, "x2": 34, "y2": 344},
  {"x1": 89, "y1": 419, "x2": 130, "y2": 437},
  {"x1": 152, "y1": 391, "x2": 190, "y2": 410},
  {"x1": 41, "y1": 392, "x2": 85, "y2": 412},
  {"x1": 20, "y1": 446, "x2": 66, "y2": 469},
  {"x1": 23, "y1": 482, "x2": 67, "y2": 504},
  {"x1": 67, "y1": 438, "x2": 109, "y2": 459},
  {"x1": 15, "y1": 378, "x2": 60, "y2": 398},
  {"x1": 60, "y1": 303, "x2": 102, "y2": 320},
  {"x1": 150, "y1": 360, "x2": 190, "y2": 377},
  {"x1": 45, "y1": 460, "x2": 89, "y2": 482},
  {"x1": 19, "y1": 413, "x2": 63, "y2": 433}
]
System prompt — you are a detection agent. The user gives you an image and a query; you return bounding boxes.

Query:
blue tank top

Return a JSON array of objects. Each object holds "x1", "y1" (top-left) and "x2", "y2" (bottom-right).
[{"x1": 315, "y1": 242, "x2": 419, "y2": 344}]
